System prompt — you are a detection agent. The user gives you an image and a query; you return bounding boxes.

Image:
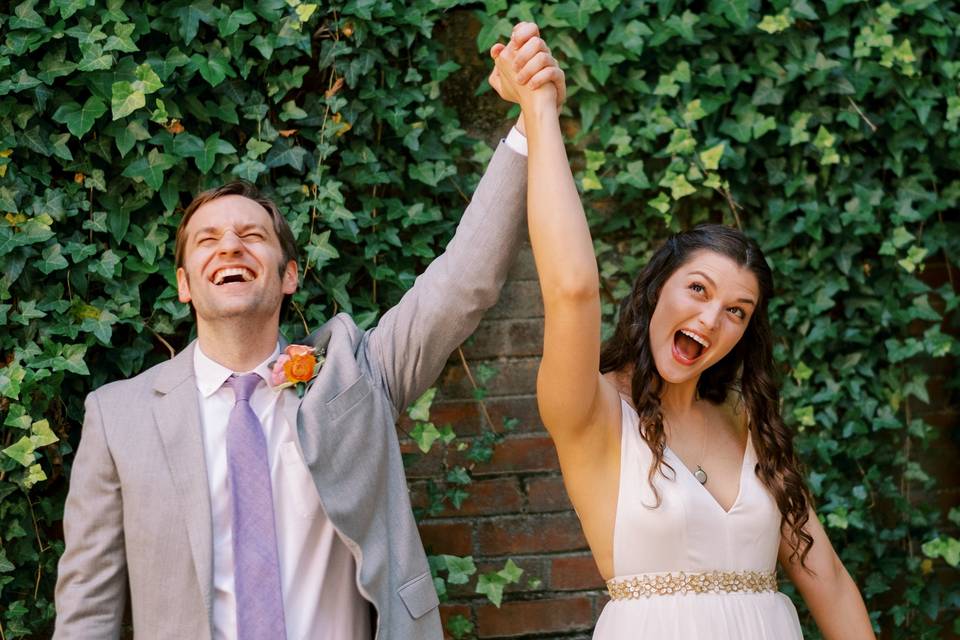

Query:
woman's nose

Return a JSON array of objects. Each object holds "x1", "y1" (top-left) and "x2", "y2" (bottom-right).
[{"x1": 698, "y1": 304, "x2": 723, "y2": 331}]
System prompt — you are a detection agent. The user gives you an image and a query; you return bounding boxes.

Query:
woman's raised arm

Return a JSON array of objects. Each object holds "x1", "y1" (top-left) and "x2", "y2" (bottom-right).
[{"x1": 494, "y1": 27, "x2": 619, "y2": 450}]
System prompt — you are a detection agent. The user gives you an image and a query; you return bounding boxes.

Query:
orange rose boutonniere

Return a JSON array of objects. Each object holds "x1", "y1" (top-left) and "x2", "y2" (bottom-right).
[{"x1": 270, "y1": 344, "x2": 324, "y2": 398}]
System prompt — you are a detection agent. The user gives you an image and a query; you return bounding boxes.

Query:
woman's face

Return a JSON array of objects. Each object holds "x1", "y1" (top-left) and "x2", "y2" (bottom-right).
[{"x1": 648, "y1": 249, "x2": 760, "y2": 385}]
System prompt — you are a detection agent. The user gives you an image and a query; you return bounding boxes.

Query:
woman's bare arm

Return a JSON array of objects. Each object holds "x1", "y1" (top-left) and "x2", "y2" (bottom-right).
[
  {"x1": 779, "y1": 507, "x2": 876, "y2": 639},
  {"x1": 493, "y1": 28, "x2": 618, "y2": 453}
]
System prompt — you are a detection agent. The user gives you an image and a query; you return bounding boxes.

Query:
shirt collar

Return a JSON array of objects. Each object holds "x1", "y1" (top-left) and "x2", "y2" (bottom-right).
[{"x1": 194, "y1": 342, "x2": 281, "y2": 398}]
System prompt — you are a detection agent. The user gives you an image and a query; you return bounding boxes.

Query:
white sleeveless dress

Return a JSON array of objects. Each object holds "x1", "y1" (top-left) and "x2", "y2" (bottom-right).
[{"x1": 593, "y1": 398, "x2": 804, "y2": 638}]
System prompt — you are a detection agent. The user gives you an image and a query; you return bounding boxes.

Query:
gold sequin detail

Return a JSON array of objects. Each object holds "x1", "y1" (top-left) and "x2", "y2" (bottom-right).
[{"x1": 606, "y1": 570, "x2": 777, "y2": 600}]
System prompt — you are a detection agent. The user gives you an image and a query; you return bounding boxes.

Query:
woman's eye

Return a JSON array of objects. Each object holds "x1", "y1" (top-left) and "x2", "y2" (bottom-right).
[
  {"x1": 728, "y1": 307, "x2": 746, "y2": 319},
  {"x1": 689, "y1": 282, "x2": 705, "y2": 294}
]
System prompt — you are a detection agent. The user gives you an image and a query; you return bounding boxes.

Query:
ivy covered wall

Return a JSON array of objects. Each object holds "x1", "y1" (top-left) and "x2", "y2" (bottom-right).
[{"x1": 0, "y1": 1, "x2": 957, "y2": 638}]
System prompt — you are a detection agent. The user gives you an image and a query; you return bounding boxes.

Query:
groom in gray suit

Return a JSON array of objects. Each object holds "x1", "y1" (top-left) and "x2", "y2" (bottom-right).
[{"x1": 53, "y1": 22, "x2": 563, "y2": 640}]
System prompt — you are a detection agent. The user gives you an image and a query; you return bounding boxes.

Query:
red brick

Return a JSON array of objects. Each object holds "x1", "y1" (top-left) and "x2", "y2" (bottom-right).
[
  {"x1": 399, "y1": 440, "x2": 444, "y2": 479},
  {"x1": 419, "y1": 521, "x2": 473, "y2": 556},
  {"x1": 525, "y1": 475, "x2": 573, "y2": 512},
  {"x1": 922, "y1": 411, "x2": 958, "y2": 430},
  {"x1": 921, "y1": 261, "x2": 960, "y2": 289},
  {"x1": 462, "y1": 319, "x2": 544, "y2": 359},
  {"x1": 476, "y1": 596, "x2": 593, "y2": 637},
  {"x1": 398, "y1": 398, "x2": 544, "y2": 436},
  {"x1": 397, "y1": 396, "x2": 544, "y2": 437},
  {"x1": 486, "y1": 280, "x2": 544, "y2": 320},
  {"x1": 411, "y1": 477, "x2": 524, "y2": 517},
  {"x1": 550, "y1": 554, "x2": 605, "y2": 591},
  {"x1": 477, "y1": 513, "x2": 587, "y2": 555},
  {"x1": 436, "y1": 357, "x2": 539, "y2": 399},
  {"x1": 461, "y1": 435, "x2": 560, "y2": 476},
  {"x1": 506, "y1": 243, "x2": 538, "y2": 281}
]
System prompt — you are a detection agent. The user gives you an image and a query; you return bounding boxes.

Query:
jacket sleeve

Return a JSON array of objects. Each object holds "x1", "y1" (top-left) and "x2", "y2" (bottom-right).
[
  {"x1": 366, "y1": 141, "x2": 528, "y2": 413},
  {"x1": 53, "y1": 391, "x2": 127, "y2": 639}
]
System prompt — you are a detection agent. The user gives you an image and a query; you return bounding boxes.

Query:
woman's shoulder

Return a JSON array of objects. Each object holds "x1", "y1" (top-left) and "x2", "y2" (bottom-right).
[{"x1": 709, "y1": 392, "x2": 750, "y2": 439}]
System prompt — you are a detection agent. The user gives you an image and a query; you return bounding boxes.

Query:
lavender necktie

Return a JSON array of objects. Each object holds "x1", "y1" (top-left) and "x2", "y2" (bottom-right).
[{"x1": 226, "y1": 373, "x2": 287, "y2": 640}]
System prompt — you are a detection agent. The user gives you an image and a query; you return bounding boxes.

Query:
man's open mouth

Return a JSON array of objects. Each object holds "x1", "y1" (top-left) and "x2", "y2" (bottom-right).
[
  {"x1": 211, "y1": 267, "x2": 255, "y2": 285},
  {"x1": 672, "y1": 329, "x2": 710, "y2": 364}
]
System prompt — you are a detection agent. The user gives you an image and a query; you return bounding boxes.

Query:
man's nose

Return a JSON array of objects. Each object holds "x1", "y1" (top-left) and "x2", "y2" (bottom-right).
[{"x1": 217, "y1": 230, "x2": 244, "y2": 254}]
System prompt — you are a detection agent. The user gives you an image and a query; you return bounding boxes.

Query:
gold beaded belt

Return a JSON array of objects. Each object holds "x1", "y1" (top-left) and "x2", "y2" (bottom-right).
[{"x1": 606, "y1": 570, "x2": 777, "y2": 600}]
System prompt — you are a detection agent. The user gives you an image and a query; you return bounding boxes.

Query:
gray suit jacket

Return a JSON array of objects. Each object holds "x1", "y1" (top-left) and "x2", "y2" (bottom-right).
[{"x1": 53, "y1": 142, "x2": 527, "y2": 640}]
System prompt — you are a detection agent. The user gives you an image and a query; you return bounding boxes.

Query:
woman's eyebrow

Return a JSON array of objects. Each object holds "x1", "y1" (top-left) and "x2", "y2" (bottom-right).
[{"x1": 688, "y1": 270, "x2": 756, "y2": 305}]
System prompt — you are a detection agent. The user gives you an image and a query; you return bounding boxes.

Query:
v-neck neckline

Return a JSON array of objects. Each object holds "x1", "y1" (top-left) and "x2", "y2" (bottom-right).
[
  {"x1": 664, "y1": 429, "x2": 751, "y2": 515},
  {"x1": 618, "y1": 395, "x2": 752, "y2": 515}
]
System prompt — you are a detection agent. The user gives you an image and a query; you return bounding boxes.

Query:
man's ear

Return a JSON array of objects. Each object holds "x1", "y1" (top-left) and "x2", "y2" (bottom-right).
[
  {"x1": 282, "y1": 260, "x2": 298, "y2": 295},
  {"x1": 176, "y1": 267, "x2": 192, "y2": 303}
]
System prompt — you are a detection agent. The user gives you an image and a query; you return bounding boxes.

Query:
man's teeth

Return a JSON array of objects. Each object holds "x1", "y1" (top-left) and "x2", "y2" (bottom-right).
[
  {"x1": 680, "y1": 329, "x2": 710, "y2": 349},
  {"x1": 213, "y1": 267, "x2": 254, "y2": 285}
]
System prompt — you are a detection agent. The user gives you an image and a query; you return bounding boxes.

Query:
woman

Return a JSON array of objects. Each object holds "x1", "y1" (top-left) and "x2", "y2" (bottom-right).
[{"x1": 489, "y1": 24, "x2": 876, "y2": 639}]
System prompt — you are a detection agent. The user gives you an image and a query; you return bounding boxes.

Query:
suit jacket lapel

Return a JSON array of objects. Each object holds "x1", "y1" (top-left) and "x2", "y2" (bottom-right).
[{"x1": 152, "y1": 341, "x2": 214, "y2": 615}]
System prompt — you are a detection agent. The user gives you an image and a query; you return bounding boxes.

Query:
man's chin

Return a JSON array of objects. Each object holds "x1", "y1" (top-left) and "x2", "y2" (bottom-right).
[{"x1": 195, "y1": 300, "x2": 279, "y2": 323}]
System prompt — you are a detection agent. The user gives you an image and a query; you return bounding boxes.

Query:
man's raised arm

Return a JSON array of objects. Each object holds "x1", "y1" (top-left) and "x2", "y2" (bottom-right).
[{"x1": 366, "y1": 23, "x2": 565, "y2": 412}]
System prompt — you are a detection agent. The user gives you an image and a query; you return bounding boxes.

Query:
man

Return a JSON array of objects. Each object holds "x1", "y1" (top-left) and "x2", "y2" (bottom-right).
[{"x1": 53, "y1": 23, "x2": 564, "y2": 640}]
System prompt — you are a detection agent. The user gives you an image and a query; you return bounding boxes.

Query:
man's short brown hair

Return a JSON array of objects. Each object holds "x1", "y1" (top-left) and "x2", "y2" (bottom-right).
[{"x1": 174, "y1": 181, "x2": 300, "y2": 277}]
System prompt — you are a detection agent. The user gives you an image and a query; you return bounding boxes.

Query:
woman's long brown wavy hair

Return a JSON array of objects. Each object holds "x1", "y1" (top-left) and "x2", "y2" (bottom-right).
[{"x1": 599, "y1": 224, "x2": 814, "y2": 567}]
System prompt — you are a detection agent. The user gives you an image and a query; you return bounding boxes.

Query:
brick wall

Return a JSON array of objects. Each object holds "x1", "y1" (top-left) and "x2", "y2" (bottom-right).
[{"x1": 400, "y1": 242, "x2": 607, "y2": 639}]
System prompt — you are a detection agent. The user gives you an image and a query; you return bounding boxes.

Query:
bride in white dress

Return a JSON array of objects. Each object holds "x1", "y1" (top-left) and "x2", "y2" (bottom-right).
[{"x1": 489, "y1": 23, "x2": 876, "y2": 639}]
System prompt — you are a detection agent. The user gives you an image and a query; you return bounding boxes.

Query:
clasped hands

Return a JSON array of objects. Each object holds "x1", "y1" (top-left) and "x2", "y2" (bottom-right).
[{"x1": 488, "y1": 22, "x2": 566, "y2": 132}]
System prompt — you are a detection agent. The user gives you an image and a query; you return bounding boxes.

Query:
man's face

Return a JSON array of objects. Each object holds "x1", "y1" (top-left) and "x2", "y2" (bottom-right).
[{"x1": 176, "y1": 195, "x2": 297, "y2": 326}]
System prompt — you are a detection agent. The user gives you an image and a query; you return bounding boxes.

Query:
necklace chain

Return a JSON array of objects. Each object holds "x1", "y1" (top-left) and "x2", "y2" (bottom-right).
[
  {"x1": 694, "y1": 405, "x2": 708, "y2": 484},
  {"x1": 666, "y1": 404, "x2": 709, "y2": 485}
]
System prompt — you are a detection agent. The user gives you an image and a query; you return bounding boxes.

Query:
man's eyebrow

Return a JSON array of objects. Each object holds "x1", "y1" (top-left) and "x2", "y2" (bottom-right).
[
  {"x1": 688, "y1": 270, "x2": 756, "y2": 306},
  {"x1": 192, "y1": 223, "x2": 268, "y2": 237},
  {"x1": 193, "y1": 226, "x2": 221, "y2": 237}
]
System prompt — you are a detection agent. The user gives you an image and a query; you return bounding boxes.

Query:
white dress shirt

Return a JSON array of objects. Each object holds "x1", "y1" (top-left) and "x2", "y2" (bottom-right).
[{"x1": 194, "y1": 345, "x2": 370, "y2": 640}]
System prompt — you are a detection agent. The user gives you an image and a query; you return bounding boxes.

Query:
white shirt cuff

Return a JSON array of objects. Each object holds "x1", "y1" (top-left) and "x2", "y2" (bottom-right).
[{"x1": 504, "y1": 126, "x2": 528, "y2": 156}]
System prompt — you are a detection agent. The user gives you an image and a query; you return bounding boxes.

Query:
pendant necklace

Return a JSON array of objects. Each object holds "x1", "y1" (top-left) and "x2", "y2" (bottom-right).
[{"x1": 693, "y1": 408, "x2": 709, "y2": 485}]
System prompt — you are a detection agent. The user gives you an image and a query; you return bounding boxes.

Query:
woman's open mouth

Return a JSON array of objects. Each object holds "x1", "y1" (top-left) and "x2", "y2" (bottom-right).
[{"x1": 672, "y1": 329, "x2": 710, "y2": 365}]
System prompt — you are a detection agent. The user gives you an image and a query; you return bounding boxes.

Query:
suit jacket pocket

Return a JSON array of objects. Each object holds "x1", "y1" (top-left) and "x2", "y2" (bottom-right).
[
  {"x1": 397, "y1": 571, "x2": 439, "y2": 619},
  {"x1": 326, "y1": 375, "x2": 372, "y2": 422}
]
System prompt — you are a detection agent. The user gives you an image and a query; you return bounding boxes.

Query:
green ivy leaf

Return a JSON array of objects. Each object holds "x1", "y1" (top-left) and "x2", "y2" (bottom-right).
[
  {"x1": 195, "y1": 133, "x2": 237, "y2": 173},
  {"x1": 699, "y1": 142, "x2": 725, "y2": 170},
  {"x1": 218, "y1": 9, "x2": 257, "y2": 37},
  {"x1": 52, "y1": 96, "x2": 108, "y2": 137},
  {"x1": 497, "y1": 558, "x2": 524, "y2": 583},
  {"x1": 22, "y1": 463, "x2": 48, "y2": 489},
  {"x1": 2, "y1": 436, "x2": 35, "y2": 467},
  {"x1": 407, "y1": 388, "x2": 437, "y2": 422},
  {"x1": 446, "y1": 614, "x2": 474, "y2": 640},
  {"x1": 442, "y1": 555, "x2": 476, "y2": 585},
  {"x1": 30, "y1": 420, "x2": 58, "y2": 448},
  {"x1": 757, "y1": 9, "x2": 793, "y2": 33},
  {"x1": 410, "y1": 422, "x2": 442, "y2": 454},
  {"x1": 38, "y1": 243, "x2": 69, "y2": 274},
  {"x1": 121, "y1": 148, "x2": 178, "y2": 190},
  {"x1": 111, "y1": 81, "x2": 146, "y2": 119},
  {"x1": 475, "y1": 572, "x2": 508, "y2": 608},
  {"x1": 711, "y1": 0, "x2": 751, "y2": 28}
]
